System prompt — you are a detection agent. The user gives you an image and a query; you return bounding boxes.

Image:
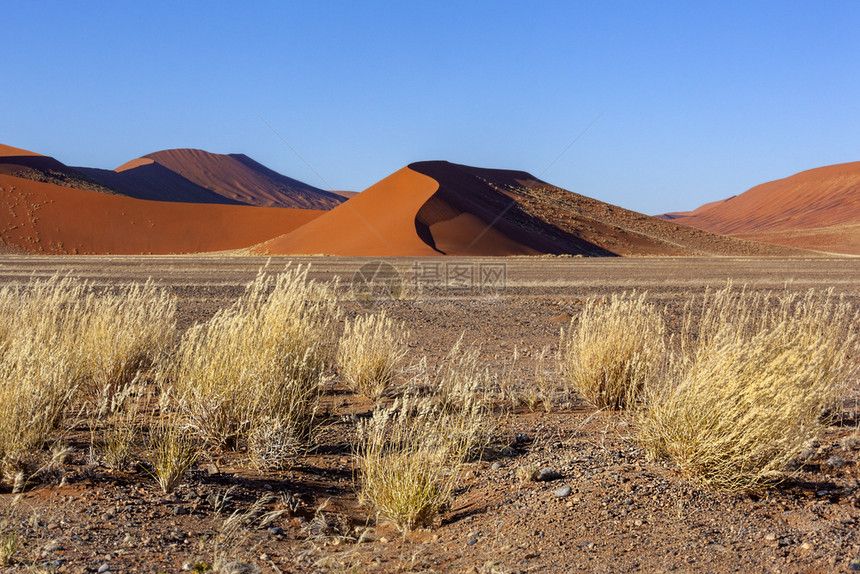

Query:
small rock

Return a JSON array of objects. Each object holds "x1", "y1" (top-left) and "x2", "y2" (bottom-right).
[
  {"x1": 800, "y1": 542, "x2": 813, "y2": 551},
  {"x1": 43, "y1": 539, "x2": 63, "y2": 552},
  {"x1": 267, "y1": 526, "x2": 285, "y2": 536},
  {"x1": 536, "y1": 468, "x2": 561, "y2": 482},
  {"x1": 467, "y1": 537, "x2": 478, "y2": 546},
  {"x1": 849, "y1": 560, "x2": 860, "y2": 571},
  {"x1": 554, "y1": 486, "x2": 572, "y2": 498},
  {"x1": 764, "y1": 532, "x2": 778, "y2": 542},
  {"x1": 826, "y1": 455, "x2": 845, "y2": 469},
  {"x1": 219, "y1": 562, "x2": 262, "y2": 574},
  {"x1": 514, "y1": 433, "x2": 531, "y2": 444},
  {"x1": 98, "y1": 564, "x2": 110, "y2": 574},
  {"x1": 634, "y1": 519, "x2": 644, "y2": 527},
  {"x1": 173, "y1": 505, "x2": 188, "y2": 516},
  {"x1": 491, "y1": 462, "x2": 503, "y2": 471}
]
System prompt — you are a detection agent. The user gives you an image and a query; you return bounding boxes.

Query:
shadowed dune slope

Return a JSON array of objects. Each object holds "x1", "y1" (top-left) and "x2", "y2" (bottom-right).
[
  {"x1": 661, "y1": 162, "x2": 860, "y2": 253},
  {"x1": 128, "y1": 149, "x2": 346, "y2": 209},
  {"x1": 257, "y1": 161, "x2": 807, "y2": 257},
  {"x1": 0, "y1": 174, "x2": 323, "y2": 254}
]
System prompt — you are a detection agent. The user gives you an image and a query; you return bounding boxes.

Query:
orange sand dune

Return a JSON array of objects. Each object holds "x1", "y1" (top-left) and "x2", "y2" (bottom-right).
[
  {"x1": 0, "y1": 144, "x2": 43, "y2": 157},
  {"x1": 663, "y1": 162, "x2": 860, "y2": 253},
  {"x1": 257, "y1": 166, "x2": 442, "y2": 256},
  {"x1": 0, "y1": 174, "x2": 322, "y2": 255},
  {"x1": 258, "y1": 161, "x2": 807, "y2": 257}
]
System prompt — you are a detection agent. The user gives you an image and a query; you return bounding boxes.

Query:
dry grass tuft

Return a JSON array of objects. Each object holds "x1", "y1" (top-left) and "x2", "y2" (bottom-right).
[
  {"x1": 355, "y1": 339, "x2": 499, "y2": 531},
  {"x1": 637, "y1": 287, "x2": 858, "y2": 490},
  {"x1": 337, "y1": 311, "x2": 407, "y2": 400},
  {"x1": 0, "y1": 276, "x2": 175, "y2": 484},
  {"x1": 166, "y1": 266, "x2": 338, "y2": 452},
  {"x1": 559, "y1": 292, "x2": 665, "y2": 410},
  {"x1": 145, "y1": 409, "x2": 199, "y2": 494}
]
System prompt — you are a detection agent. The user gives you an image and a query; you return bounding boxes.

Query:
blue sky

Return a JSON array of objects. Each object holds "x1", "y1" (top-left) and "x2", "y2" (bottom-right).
[{"x1": 3, "y1": 1, "x2": 859, "y2": 214}]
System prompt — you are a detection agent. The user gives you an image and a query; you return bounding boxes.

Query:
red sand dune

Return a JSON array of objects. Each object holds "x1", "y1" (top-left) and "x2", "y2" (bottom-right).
[
  {"x1": 257, "y1": 161, "x2": 805, "y2": 257},
  {"x1": 0, "y1": 174, "x2": 323, "y2": 255},
  {"x1": 93, "y1": 149, "x2": 346, "y2": 209},
  {"x1": 661, "y1": 162, "x2": 860, "y2": 254}
]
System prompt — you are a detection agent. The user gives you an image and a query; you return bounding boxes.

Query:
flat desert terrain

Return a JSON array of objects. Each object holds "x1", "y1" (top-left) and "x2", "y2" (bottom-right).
[{"x1": 1, "y1": 255, "x2": 859, "y2": 573}]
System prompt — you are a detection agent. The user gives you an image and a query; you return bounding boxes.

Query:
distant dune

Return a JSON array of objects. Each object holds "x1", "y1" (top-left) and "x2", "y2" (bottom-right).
[
  {"x1": 0, "y1": 174, "x2": 323, "y2": 255},
  {"x1": 257, "y1": 161, "x2": 806, "y2": 257},
  {"x1": 92, "y1": 148, "x2": 346, "y2": 209},
  {"x1": 660, "y1": 162, "x2": 860, "y2": 254}
]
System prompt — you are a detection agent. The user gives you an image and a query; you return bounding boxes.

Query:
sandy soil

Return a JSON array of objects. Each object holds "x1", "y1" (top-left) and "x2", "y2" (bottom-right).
[{"x1": 0, "y1": 255, "x2": 859, "y2": 573}]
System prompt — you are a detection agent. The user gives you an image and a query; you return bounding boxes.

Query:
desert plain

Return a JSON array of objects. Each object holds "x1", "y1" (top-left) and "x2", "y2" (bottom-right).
[{"x1": 0, "y1": 254, "x2": 858, "y2": 574}]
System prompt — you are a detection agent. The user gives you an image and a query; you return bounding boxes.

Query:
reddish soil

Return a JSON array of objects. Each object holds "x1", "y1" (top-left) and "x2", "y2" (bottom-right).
[
  {"x1": 662, "y1": 162, "x2": 860, "y2": 254},
  {"x1": 0, "y1": 175, "x2": 324, "y2": 254},
  {"x1": 0, "y1": 256, "x2": 859, "y2": 573}
]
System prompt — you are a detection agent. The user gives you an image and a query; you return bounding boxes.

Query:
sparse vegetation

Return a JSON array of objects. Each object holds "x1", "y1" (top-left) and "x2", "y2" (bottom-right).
[
  {"x1": 558, "y1": 292, "x2": 665, "y2": 410},
  {"x1": 165, "y1": 267, "x2": 338, "y2": 451},
  {"x1": 337, "y1": 311, "x2": 407, "y2": 400},
  {"x1": 636, "y1": 287, "x2": 859, "y2": 490},
  {"x1": 145, "y1": 410, "x2": 199, "y2": 494}
]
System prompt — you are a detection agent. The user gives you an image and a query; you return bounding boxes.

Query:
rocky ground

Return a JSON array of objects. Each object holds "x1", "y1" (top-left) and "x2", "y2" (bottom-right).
[{"x1": 1, "y1": 255, "x2": 859, "y2": 573}]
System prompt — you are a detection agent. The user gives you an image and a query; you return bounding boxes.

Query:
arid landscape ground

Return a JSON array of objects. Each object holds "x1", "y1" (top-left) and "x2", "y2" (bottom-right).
[{"x1": 0, "y1": 255, "x2": 858, "y2": 574}]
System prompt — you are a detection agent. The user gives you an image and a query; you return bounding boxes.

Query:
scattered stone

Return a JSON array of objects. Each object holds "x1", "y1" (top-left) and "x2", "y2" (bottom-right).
[
  {"x1": 43, "y1": 539, "x2": 63, "y2": 552},
  {"x1": 219, "y1": 562, "x2": 262, "y2": 574},
  {"x1": 554, "y1": 486, "x2": 572, "y2": 498},
  {"x1": 849, "y1": 560, "x2": 860, "y2": 571},
  {"x1": 467, "y1": 537, "x2": 478, "y2": 546},
  {"x1": 800, "y1": 542, "x2": 813, "y2": 551},
  {"x1": 98, "y1": 564, "x2": 110, "y2": 574},
  {"x1": 536, "y1": 468, "x2": 561, "y2": 482},
  {"x1": 173, "y1": 505, "x2": 188, "y2": 516},
  {"x1": 764, "y1": 532, "x2": 778, "y2": 542},
  {"x1": 514, "y1": 433, "x2": 531, "y2": 444},
  {"x1": 826, "y1": 455, "x2": 845, "y2": 469},
  {"x1": 634, "y1": 519, "x2": 644, "y2": 527},
  {"x1": 267, "y1": 526, "x2": 285, "y2": 536},
  {"x1": 491, "y1": 462, "x2": 503, "y2": 471}
]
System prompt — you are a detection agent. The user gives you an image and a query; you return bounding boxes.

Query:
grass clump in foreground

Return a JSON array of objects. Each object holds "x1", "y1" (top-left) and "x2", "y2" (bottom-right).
[
  {"x1": 166, "y1": 266, "x2": 339, "y2": 459},
  {"x1": 337, "y1": 311, "x2": 408, "y2": 400},
  {"x1": 558, "y1": 292, "x2": 665, "y2": 410},
  {"x1": 0, "y1": 276, "x2": 175, "y2": 485},
  {"x1": 355, "y1": 341, "x2": 496, "y2": 532},
  {"x1": 637, "y1": 287, "x2": 858, "y2": 490}
]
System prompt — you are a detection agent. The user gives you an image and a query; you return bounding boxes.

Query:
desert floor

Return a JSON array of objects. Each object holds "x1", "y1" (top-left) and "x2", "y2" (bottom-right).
[{"x1": 1, "y1": 255, "x2": 859, "y2": 574}]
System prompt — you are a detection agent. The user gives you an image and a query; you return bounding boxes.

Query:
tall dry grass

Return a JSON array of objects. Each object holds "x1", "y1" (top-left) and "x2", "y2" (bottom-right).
[
  {"x1": 559, "y1": 292, "x2": 665, "y2": 410},
  {"x1": 337, "y1": 311, "x2": 407, "y2": 400},
  {"x1": 0, "y1": 276, "x2": 175, "y2": 483},
  {"x1": 166, "y1": 266, "x2": 339, "y2": 454},
  {"x1": 637, "y1": 287, "x2": 858, "y2": 490},
  {"x1": 355, "y1": 340, "x2": 499, "y2": 531}
]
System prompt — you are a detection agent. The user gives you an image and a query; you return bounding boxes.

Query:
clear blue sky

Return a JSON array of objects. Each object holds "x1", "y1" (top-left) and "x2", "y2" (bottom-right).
[{"x1": 3, "y1": 1, "x2": 859, "y2": 214}]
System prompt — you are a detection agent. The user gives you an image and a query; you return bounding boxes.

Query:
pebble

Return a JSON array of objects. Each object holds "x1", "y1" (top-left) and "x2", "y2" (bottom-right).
[
  {"x1": 536, "y1": 468, "x2": 561, "y2": 482},
  {"x1": 98, "y1": 564, "x2": 110, "y2": 573},
  {"x1": 267, "y1": 527, "x2": 285, "y2": 536},
  {"x1": 554, "y1": 486, "x2": 572, "y2": 498},
  {"x1": 826, "y1": 455, "x2": 845, "y2": 469},
  {"x1": 764, "y1": 532, "x2": 778, "y2": 542},
  {"x1": 850, "y1": 560, "x2": 860, "y2": 571},
  {"x1": 173, "y1": 505, "x2": 188, "y2": 516},
  {"x1": 491, "y1": 462, "x2": 503, "y2": 471}
]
